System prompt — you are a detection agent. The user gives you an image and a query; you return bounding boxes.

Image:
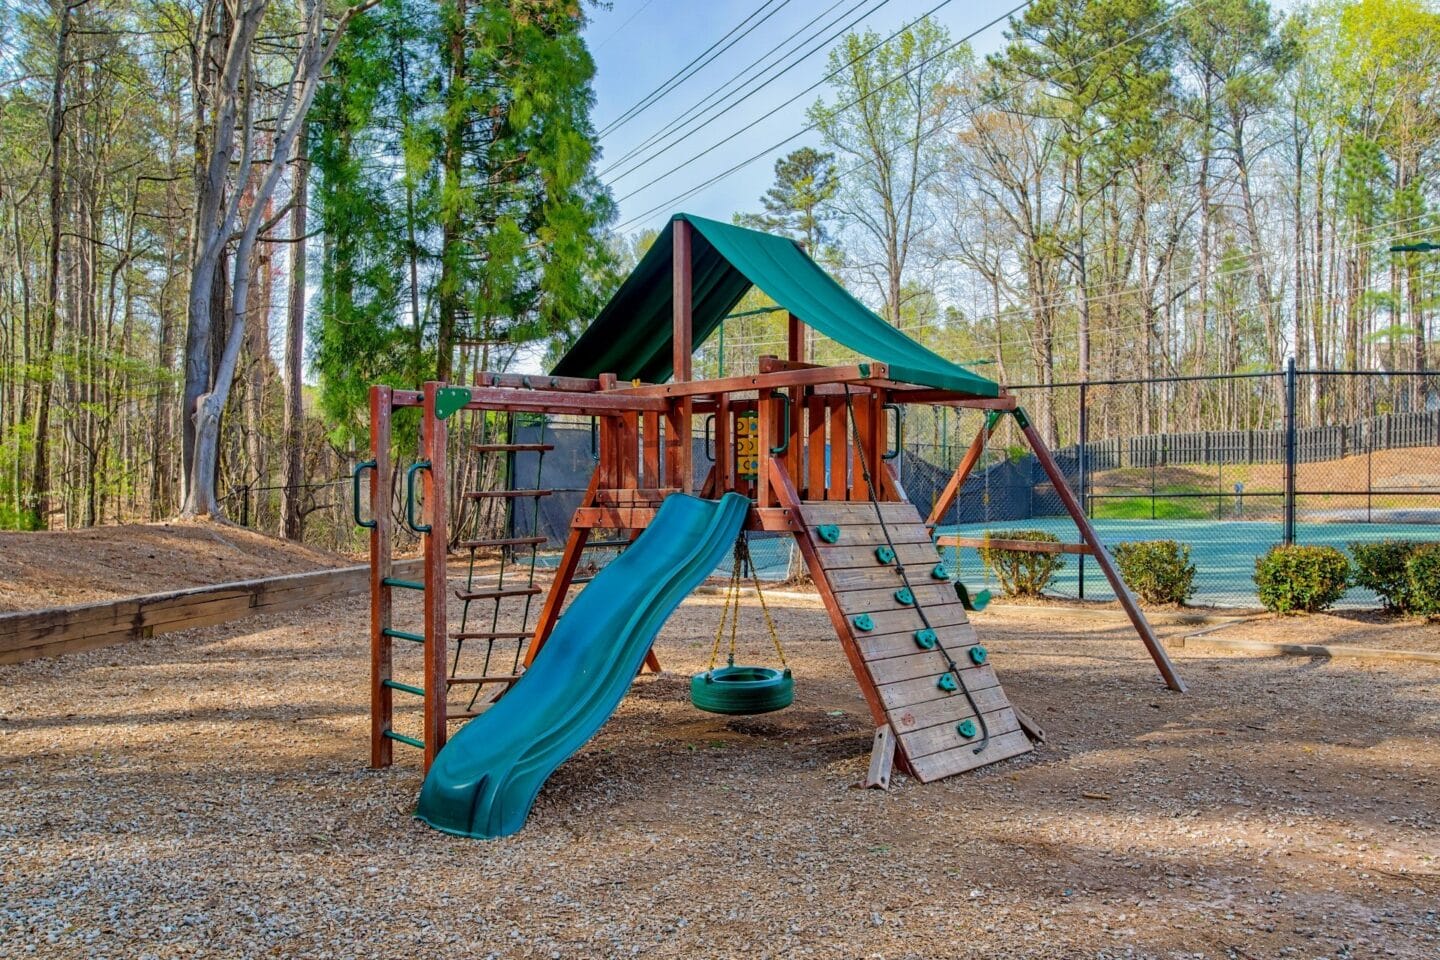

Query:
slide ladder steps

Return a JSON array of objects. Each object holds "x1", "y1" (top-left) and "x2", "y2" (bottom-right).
[{"x1": 800, "y1": 500, "x2": 1033, "y2": 782}]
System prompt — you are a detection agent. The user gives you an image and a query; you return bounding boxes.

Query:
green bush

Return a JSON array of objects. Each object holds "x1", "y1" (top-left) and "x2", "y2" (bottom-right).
[
  {"x1": 1253, "y1": 545, "x2": 1350, "y2": 614},
  {"x1": 1405, "y1": 545, "x2": 1440, "y2": 617},
  {"x1": 1112, "y1": 540, "x2": 1197, "y2": 605},
  {"x1": 1350, "y1": 540, "x2": 1423, "y2": 612},
  {"x1": 979, "y1": 530, "x2": 1065, "y2": 597}
]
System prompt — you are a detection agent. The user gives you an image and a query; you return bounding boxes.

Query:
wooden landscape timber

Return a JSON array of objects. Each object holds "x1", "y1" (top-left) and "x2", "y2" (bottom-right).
[{"x1": 0, "y1": 559, "x2": 422, "y2": 665}]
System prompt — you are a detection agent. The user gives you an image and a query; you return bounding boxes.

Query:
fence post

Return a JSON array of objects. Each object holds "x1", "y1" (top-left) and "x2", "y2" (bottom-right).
[
  {"x1": 1077, "y1": 381, "x2": 1088, "y2": 601},
  {"x1": 1283, "y1": 358, "x2": 1297, "y2": 546}
]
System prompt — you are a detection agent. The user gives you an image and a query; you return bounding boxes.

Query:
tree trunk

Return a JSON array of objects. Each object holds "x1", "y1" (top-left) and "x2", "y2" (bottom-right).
[{"x1": 282, "y1": 126, "x2": 309, "y2": 540}]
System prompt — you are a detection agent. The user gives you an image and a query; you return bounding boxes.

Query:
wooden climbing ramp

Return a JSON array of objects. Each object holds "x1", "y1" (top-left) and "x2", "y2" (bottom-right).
[{"x1": 796, "y1": 500, "x2": 1034, "y2": 780}]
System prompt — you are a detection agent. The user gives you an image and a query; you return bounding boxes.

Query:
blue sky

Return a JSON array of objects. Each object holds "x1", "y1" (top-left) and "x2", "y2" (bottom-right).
[{"x1": 582, "y1": 0, "x2": 1021, "y2": 236}]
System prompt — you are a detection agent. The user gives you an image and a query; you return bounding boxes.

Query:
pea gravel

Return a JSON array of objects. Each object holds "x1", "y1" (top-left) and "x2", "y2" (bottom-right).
[{"x1": 2, "y1": 582, "x2": 1437, "y2": 959}]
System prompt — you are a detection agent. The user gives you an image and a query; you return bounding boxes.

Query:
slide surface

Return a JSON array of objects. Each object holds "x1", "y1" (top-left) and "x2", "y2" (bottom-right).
[{"x1": 416, "y1": 492, "x2": 750, "y2": 839}]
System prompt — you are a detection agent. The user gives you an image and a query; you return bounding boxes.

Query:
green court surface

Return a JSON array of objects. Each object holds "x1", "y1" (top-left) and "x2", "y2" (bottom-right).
[{"x1": 937, "y1": 516, "x2": 1440, "y2": 608}]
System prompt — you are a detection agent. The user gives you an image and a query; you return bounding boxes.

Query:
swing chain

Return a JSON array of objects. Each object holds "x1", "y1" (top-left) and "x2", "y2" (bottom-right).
[{"x1": 706, "y1": 534, "x2": 788, "y2": 673}]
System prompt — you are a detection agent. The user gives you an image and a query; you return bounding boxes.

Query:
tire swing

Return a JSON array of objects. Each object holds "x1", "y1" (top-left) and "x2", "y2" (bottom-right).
[{"x1": 690, "y1": 533, "x2": 794, "y2": 716}]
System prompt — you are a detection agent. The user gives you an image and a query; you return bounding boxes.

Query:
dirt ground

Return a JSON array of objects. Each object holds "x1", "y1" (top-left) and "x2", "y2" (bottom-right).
[
  {"x1": 2, "y1": 577, "x2": 1438, "y2": 960},
  {"x1": 0, "y1": 522, "x2": 351, "y2": 611}
]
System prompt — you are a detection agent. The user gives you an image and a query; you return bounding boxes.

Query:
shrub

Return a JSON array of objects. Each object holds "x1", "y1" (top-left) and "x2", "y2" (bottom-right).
[
  {"x1": 979, "y1": 529, "x2": 1064, "y2": 597},
  {"x1": 1253, "y1": 545, "x2": 1350, "y2": 614},
  {"x1": 1112, "y1": 540, "x2": 1197, "y2": 605},
  {"x1": 1405, "y1": 545, "x2": 1440, "y2": 617},
  {"x1": 1350, "y1": 540, "x2": 1423, "y2": 612}
]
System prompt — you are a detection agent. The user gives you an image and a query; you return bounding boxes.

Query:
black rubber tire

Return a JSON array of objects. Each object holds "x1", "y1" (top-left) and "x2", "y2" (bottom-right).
[{"x1": 690, "y1": 666, "x2": 794, "y2": 715}]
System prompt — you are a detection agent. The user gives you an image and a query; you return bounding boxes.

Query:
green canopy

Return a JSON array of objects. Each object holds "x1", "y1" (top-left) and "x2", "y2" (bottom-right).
[{"x1": 551, "y1": 213, "x2": 998, "y2": 397}]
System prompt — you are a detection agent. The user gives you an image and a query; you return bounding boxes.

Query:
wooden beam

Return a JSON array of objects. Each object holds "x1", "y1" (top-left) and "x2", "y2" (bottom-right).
[
  {"x1": 671, "y1": 218, "x2": 694, "y2": 493},
  {"x1": 604, "y1": 362, "x2": 889, "y2": 400},
  {"x1": 1018, "y1": 416, "x2": 1187, "y2": 694},
  {"x1": 421, "y1": 382, "x2": 449, "y2": 772},
  {"x1": 369, "y1": 384, "x2": 394, "y2": 769},
  {"x1": 936, "y1": 536, "x2": 1095, "y2": 556},
  {"x1": 0, "y1": 561, "x2": 421, "y2": 665},
  {"x1": 925, "y1": 415, "x2": 999, "y2": 529}
]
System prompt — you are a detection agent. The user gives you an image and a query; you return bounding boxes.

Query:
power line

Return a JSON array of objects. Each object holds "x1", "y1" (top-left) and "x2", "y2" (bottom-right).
[
  {"x1": 600, "y1": 0, "x2": 897, "y2": 179},
  {"x1": 613, "y1": 0, "x2": 1031, "y2": 230},
  {"x1": 597, "y1": 0, "x2": 797, "y2": 140},
  {"x1": 591, "y1": 0, "x2": 659, "y2": 53}
]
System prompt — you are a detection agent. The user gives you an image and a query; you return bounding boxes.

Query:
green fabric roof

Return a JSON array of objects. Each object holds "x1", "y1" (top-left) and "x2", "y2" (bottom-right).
[{"x1": 551, "y1": 213, "x2": 999, "y2": 398}]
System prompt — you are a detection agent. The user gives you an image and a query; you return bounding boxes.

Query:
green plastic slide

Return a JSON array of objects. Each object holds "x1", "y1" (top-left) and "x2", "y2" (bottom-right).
[{"x1": 415, "y1": 491, "x2": 750, "y2": 839}]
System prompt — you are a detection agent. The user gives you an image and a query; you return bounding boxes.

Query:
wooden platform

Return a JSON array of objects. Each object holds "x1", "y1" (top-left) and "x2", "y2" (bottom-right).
[{"x1": 798, "y1": 501, "x2": 1033, "y2": 781}]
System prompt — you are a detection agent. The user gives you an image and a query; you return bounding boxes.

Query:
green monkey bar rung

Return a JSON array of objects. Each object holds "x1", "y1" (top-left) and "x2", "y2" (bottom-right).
[
  {"x1": 383, "y1": 730, "x2": 424, "y2": 749},
  {"x1": 382, "y1": 679, "x2": 424, "y2": 697},
  {"x1": 383, "y1": 577, "x2": 424, "y2": 590},
  {"x1": 382, "y1": 627, "x2": 425, "y2": 644}
]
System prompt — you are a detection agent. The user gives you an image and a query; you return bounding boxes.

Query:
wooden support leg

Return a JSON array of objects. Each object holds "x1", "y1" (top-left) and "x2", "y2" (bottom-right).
[
  {"x1": 369, "y1": 386, "x2": 394, "y2": 769},
  {"x1": 1018, "y1": 415, "x2": 1187, "y2": 693},
  {"x1": 925, "y1": 413, "x2": 999, "y2": 529},
  {"x1": 523, "y1": 521, "x2": 591, "y2": 668},
  {"x1": 421, "y1": 382, "x2": 450, "y2": 773}
]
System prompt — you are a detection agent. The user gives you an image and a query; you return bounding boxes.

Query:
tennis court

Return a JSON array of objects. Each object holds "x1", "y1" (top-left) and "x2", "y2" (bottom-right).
[{"x1": 937, "y1": 515, "x2": 1440, "y2": 608}]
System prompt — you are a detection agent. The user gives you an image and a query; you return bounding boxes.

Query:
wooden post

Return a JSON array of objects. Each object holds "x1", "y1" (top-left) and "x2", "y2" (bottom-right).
[
  {"x1": 786, "y1": 311, "x2": 804, "y2": 363},
  {"x1": 1018, "y1": 413, "x2": 1187, "y2": 693},
  {"x1": 420, "y1": 382, "x2": 450, "y2": 771},
  {"x1": 369, "y1": 385, "x2": 394, "y2": 768},
  {"x1": 716, "y1": 393, "x2": 732, "y2": 494},
  {"x1": 670, "y1": 218, "x2": 694, "y2": 493}
]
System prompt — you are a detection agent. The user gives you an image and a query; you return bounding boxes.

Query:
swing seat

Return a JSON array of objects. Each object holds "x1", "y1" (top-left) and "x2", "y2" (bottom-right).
[
  {"x1": 690, "y1": 665, "x2": 794, "y2": 715},
  {"x1": 954, "y1": 581, "x2": 992, "y2": 613}
]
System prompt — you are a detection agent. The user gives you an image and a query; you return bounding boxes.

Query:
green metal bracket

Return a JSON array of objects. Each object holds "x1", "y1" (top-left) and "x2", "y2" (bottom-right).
[
  {"x1": 816, "y1": 524, "x2": 841, "y2": 544},
  {"x1": 858, "y1": 362, "x2": 871, "y2": 378},
  {"x1": 875, "y1": 545, "x2": 896, "y2": 564},
  {"x1": 984, "y1": 409, "x2": 1003, "y2": 431},
  {"x1": 852, "y1": 614, "x2": 874, "y2": 632},
  {"x1": 1010, "y1": 406, "x2": 1032, "y2": 430},
  {"x1": 969, "y1": 645, "x2": 988, "y2": 665},
  {"x1": 937, "y1": 674, "x2": 957, "y2": 692},
  {"x1": 894, "y1": 587, "x2": 914, "y2": 606},
  {"x1": 914, "y1": 628, "x2": 937, "y2": 650},
  {"x1": 434, "y1": 386, "x2": 471, "y2": 420},
  {"x1": 957, "y1": 718, "x2": 977, "y2": 739}
]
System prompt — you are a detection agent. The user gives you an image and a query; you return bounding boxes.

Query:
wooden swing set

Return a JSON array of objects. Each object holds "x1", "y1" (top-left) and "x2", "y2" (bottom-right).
[{"x1": 359, "y1": 213, "x2": 1185, "y2": 787}]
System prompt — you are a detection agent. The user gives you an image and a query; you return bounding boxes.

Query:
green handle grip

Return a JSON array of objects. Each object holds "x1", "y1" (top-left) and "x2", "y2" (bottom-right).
[
  {"x1": 352, "y1": 459, "x2": 377, "y2": 529},
  {"x1": 406, "y1": 460, "x2": 432, "y2": 534},
  {"x1": 882, "y1": 403, "x2": 902, "y2": 460},
  {"x1": 703, "y1": 415, "x2": 716, "y2": 461},
  {"x1": 769, "y1": 391, "x2": 791, "y2": 456}
]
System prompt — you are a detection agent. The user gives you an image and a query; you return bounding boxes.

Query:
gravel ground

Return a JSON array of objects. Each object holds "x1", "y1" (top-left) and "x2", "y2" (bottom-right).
[{"x1": 2, "y1": 585, "x2": 1438, "y2": 959}]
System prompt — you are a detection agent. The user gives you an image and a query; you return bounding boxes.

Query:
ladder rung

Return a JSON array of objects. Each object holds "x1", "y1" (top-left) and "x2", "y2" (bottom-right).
[
  {"x1": 572, "y1": 575, "x2": 596, "y2": 584},
  {"x1": 382, "y1": 679, "x2": 424, "y2": 697},
  {"x1": 466, "y1": 489, "x2": 553, "y2": 499},
  {"x1": 447, "y1": 708, "x2": 489, "y2": 720},
  {"x1": 381, "y1": 627, "x2": 424, "y2": 644},
  {"x1": 382, "y1": 577, "x2": 424, "y2": 590},
  {"x1": 454, "y1": 586, "x2": 543, "y2": 602},
  {"x1": 383, "y1": 730, "x2": 424, "y2": 749},
  {"x1": 459, "y1": 536, "x2": 547, "y2": 549},
  {"x1": 472, "y1": 443, "x2": 555, "y2": 453},
  {"x1": 449, "y1": 631, "x2": 534, "y2": 641},
  {"x1": 448, "y1": 674, "x2": 523, "y2": 685},
  {"x1": 585, "y1": 539, "x2": 633, "y2": 549}
]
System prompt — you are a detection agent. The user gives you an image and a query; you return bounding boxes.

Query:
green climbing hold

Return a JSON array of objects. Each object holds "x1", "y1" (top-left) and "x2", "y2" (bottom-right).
[
  {"x1": 852, "y1": 613, "x2": 874, "y2": 632},
  {"x1": 817, "y1": 524, "x2": 841, "y2": 544},
  {"x1": 931, "y1": 563, "x2": 949, "y2": 580},
  {"x1": 914, "y1": 629, "x2": 937, "y2": 650},
  {"x1": 969, "y1": 645, "x2": 988, "y2": 665},
  {"x1": 875, "y1": 545, "x2": 896, "y2": 565},
  {"x1": 894, "y1": 587, "x2": 914, "y2": 605},
  {"x1": 937, "y1": 673, "x2": 957, "y2": 692},
  {"x1": 957, "y1": 718, "x2": 978, "y2": 739}
]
